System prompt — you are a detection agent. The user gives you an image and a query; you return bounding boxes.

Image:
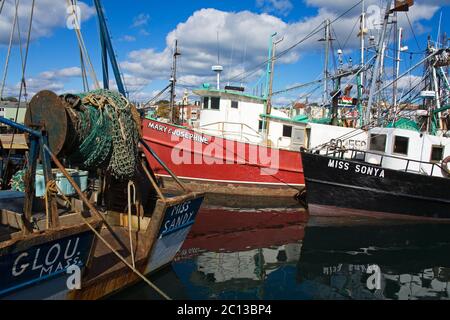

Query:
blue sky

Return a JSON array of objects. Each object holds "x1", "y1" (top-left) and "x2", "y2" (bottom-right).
[{"x1": 0, "y1": 0, "x2": 449, "y2": 106}]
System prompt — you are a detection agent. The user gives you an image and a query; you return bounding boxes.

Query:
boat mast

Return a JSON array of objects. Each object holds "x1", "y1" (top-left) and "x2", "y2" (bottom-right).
[
  {"x1": 169, "y1": 40, "x2": 180, "y2": 123},
  {"x1": 431, "y1": 57, "x2": 442, "y2": 134},
  {"x1": 263, "y1": 33, "x2": 282, "y2": 142},
  {"x1": 359, "y1": 1, "x2": 366, "y2": 88},
  {"x1": 322, "y1": 19, "x2": 331, "y2": 107},
  {"x1": 357, "y1": 1, "x2": 367, "y2": 126},
  {"x1": 392, "y1": 11, "x2": 398, "y2": 111},
  {"x1": 393, "y1": 26, "x2": 403, "y2": 112},
  {"x1": 364, "y1": 0, "x2": 393, "y2": 126}
]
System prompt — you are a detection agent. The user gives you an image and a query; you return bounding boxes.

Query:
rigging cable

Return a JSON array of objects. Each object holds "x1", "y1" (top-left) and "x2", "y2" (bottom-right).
[
  {"x1": 0, "y1": 0, "x2": 6, "y2": 15},
  {"x1": 66, "y1": 0, "x2": 100, "y2": 89},
  {"x1": 406, "y1": 12, "x2": 422, "y2": 51},
  {"x1": 2, "y1": 0, "x2": 35, "y2": 186},
  {"x1": 0, "y1": 0, "x2": 20, "y2": 99},
  {"x1": 225, "y1": 0, "x2": 364, "y2": 86}
]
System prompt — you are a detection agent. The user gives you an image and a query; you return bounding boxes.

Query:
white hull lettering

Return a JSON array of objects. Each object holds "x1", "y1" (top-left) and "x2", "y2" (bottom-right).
[
  {"x1": 328, "y1": 160, "x2": 385, "y2": 178},
  {"x1": 148, "y1": 121, "x2": 208, "y2": 144}
]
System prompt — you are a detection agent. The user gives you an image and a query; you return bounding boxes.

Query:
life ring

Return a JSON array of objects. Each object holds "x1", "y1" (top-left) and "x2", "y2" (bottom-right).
[{"x1": 442, "y1": 156, "x2": 450, "y2": 177}]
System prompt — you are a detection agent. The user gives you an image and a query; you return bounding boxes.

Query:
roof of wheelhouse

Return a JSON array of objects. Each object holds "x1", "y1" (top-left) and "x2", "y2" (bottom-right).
[{"x1": 193, "y1": 85, "x2": 266, "y2": 104}]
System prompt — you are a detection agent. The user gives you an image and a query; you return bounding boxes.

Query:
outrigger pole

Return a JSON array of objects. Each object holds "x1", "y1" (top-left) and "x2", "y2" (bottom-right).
[{"x1": 93, "y1": 0, "x2": 127, "y2": 97}]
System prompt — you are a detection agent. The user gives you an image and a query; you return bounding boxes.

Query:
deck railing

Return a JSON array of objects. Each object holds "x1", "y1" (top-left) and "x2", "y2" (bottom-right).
[
  {"x1": 198, "y1": 121, "x2": 263, "y2": 142},
  {"x1": 322, "y1": 147, "x2": 448, "y2": 177}
]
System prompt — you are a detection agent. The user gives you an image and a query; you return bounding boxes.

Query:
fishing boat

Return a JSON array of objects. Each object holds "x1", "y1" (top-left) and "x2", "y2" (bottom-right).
[
  {"x1": 0, "y1": 0, "x2": 204, "y2": 300},
  {"x1": 300, "y1": 0, "x2": 450, "y2": 219},
  {"x1": 0, "y1": 191, "x2": 102, "y2": 299},
  {"x1": 301, "y1": 127, "x2": 450, "y2": 219},
  {"x1": 0, "y1": 89, "x2": 204, "y2": 300},
  {"x1": 142, "y1": 96, "x2": 306, "y2": 208},
  {"x1": 142, "y1": 41, "x2": 368, "y2": 207}
]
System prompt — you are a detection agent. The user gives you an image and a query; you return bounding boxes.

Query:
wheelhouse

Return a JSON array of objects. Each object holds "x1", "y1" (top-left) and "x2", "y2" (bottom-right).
[{"x1": 365, "y1": 127, "x2": 450, "y2": 177}]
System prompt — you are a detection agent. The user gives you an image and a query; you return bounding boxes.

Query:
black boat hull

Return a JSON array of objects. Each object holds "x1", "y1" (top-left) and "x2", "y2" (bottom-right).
[{"x1": 301, "y1": 151, "x2": 450, "y2": 219}]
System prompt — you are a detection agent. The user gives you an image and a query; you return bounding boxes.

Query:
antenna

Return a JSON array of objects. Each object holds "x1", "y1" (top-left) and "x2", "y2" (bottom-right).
[
  {"x1": 217, "y1": 30, "x2": 220, "y2": 64},
  {"x1": 212, "y1": 30, "x2": 223, "y2": 90},
  {"x1": 169, "y1": 39, "x2": 180, "y2": 123},
  {"x1": 212, "y1": 65, "x2": 223, "y2": 90},
  {"x1": 436, "y1": 11, "x2": 442, "y2": 48}
]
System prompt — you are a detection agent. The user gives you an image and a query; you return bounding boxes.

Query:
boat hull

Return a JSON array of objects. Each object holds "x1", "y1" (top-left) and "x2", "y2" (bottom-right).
[
  {"x1": 69, "y1": 193, "x2": 204, "y2": 300},
  {"x1": 301, "y1": 151, "x2": 450, "y2": 219},
  {"x1": 142, "y1": 118, "x2": 304, "y2": 206},
  {"x1": 0, "y1": 225, "x2": 98, "y2": 300}
]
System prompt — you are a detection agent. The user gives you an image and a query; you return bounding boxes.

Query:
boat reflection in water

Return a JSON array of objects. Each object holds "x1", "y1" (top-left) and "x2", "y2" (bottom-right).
[{"x1": 112, "y1": 208, "x2": 450, "y2": 300}]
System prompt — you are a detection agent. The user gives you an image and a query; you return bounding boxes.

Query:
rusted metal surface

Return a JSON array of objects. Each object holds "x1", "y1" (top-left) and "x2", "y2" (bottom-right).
[{"x1": 25, "y1": 90, "x2": 68, "y2": 156}]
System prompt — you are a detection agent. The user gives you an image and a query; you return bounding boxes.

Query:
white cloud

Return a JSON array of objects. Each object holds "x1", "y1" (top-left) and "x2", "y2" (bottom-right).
[
  {"x1": 256, "y1": 0, "x2": 294, "y2": 16},
  {"x1": 396, "y1": 74, "x2": 422, "y2": 90},
  {"x1": 2, "y1": 66, "x2": 84, "y2": 98},
  {"x1": 0, "y1": 0, "x2": 95, "y2": 45},
  {"x1": 120, "y1": 35, "x2": 136, "y2": 42},
  {"x1": 40, "y1": 67, "x2": 82, "y2": 80},
  {"x1": 118, "y1": 2, "x2": 447, "y2": 102},
  {"x1": 121, "y1": 8, "x2": 316, "y2": 87},
  {"x1": 139, "y1": 29, "x2": 150, "y2": 36},
  {"x1": 131, "y1": 13, "x2": 150, "y2": 28}
]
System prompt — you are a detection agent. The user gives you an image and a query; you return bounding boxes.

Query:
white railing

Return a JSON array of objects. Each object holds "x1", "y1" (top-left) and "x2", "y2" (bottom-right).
[{"x1": 198, "y1": 121, "x2": 263, "y2": 142}]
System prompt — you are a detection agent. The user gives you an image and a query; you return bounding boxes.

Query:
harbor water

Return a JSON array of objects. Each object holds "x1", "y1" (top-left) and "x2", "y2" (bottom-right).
[{"x1": 112, "y1": 207, "x2": 450, "y2": 300}]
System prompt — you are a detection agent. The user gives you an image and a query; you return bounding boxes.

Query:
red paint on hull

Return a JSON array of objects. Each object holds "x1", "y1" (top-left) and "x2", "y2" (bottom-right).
[{"x1": 142, "y1": 118, "x2": 304, "y2": 187}]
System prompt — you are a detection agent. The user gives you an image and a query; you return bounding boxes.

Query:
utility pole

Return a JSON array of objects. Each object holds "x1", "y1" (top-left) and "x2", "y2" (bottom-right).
[{"x1": 169, "y1": 40, "x2": 180, "y2": 123}]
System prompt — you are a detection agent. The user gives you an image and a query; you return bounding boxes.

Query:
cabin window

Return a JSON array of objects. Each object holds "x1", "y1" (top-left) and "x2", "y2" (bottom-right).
[
  {"x1": 231, "y1": 101, "x2": 238, "y2": 109},
  {"x1": 369, "y1": 134, "x2": 386, "y2": 152},
  {"x1": 430, "y1": 145, "x2": 444, "y2": 162},
  {"x1": 210, "y1": 97, "x2": 220, "y2": 110},
  {"x1": 203, "y1": 97, "x2": 209, "y2": 109},
  {"x1": 283, "y1": 125, "x2": 293, "y2": 138},
  {"x1": 258, "y1": 120, "x2": 263, "y2": 133},
  {"x1": 393, "y1": 136, "x2": 409, "y2": 155}
]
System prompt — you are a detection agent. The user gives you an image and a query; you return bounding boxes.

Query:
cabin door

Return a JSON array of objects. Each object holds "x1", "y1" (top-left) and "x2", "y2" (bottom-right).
[{"x1": 291, "y1": 127, "x2": 306, "y2": 150}]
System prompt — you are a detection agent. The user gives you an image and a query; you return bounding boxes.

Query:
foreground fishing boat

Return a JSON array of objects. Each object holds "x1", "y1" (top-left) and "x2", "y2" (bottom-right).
[
  {"x1": 0, "y1": 89, "x2": 204, "y2": 300},
  {"x1": 301, "y1": 127, "x2": 450, "y2": 219},
  {"x1": 0, "y1": 191, "x2": 101, "y2": 299}
]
